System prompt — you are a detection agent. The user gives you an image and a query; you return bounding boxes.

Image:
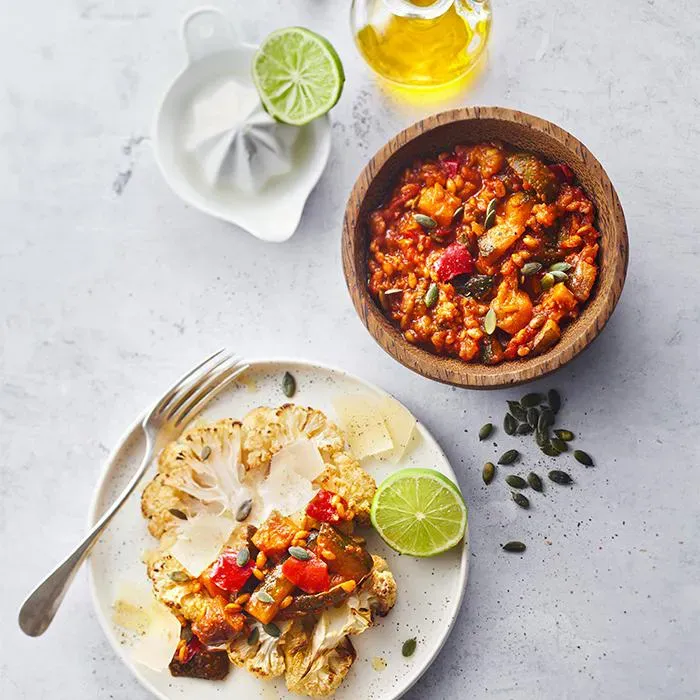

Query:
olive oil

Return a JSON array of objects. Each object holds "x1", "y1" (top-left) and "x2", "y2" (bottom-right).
[{"x1": 351, "y1": 0, "x2": 492, "y2": 88}]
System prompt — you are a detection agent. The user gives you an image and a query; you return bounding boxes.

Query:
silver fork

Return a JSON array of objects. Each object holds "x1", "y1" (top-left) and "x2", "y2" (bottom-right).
[{"x1": 18, "y1": 349, "x2": 249, "y2": 637}]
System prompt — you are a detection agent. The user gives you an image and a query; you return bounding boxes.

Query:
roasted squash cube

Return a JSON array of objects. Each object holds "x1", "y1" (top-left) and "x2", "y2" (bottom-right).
[{"x1": 417, "y1": 182, "x2": 461, "y2": 227}]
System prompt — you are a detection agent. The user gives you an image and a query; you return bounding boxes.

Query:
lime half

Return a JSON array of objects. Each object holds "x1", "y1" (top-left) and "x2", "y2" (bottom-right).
[
  {"x1": 252, "y1": 27, "x2": 345, "y2": 126},
  {"x1": 371, "y1": 469, "x2": 467, "y2": 557}
]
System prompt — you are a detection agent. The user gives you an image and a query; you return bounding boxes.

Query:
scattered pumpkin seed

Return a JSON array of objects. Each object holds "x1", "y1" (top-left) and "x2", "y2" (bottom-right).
[
  {"x1": 527, "y1": 407, "x2": 540, "y2": 428},
  {"x1": 549, "y1": 261, "x2": 572, "y2": 273},
  {"x1": 168, "y1": 508, "x2": 188, "y2": 521},
  {"x1": 507, "y1": 401, "x2": 528, "y2": 422},
  {"x1": 414, "y1": 213, "x2": 437, "y2": 230},
  {"x1": 574, "y1": 450, "x2": 594, "y2": 466},
  {"x1": 527, "y1": 472, "x2": 543, "y2": 492},
  {"x1": 402, "y1": 638, "x2": 417, "y2": 657},
  {"x1": 200, "y1": 445, "x2": 211, "y2": 461},
  {"x1": 479, "y1": 423, "x2": 494, "y2": 441},
  {"x1": 484, "y1": 198, "x2": 498, "y2": 229},
  {"x1": 282, "y1": 371, "x2": 296, "y2": 398},
  {"x1": 504, "y1": 413, "x2": 517, "y2": 435},
  {"x1": 257, "y1": 592, "x2": 275, "y2": 604},
  {"x1": 549, "y1": 470, "x2": 573, "y2": 485},
  {"x1": 516, "y1": 423, "x2": 534, "y2": 435},
  {"x1": 541, "y1": 272, "x2": 555, "y2": 291},
  {"x1": 236, "y1": 548, "x2": 250, "y2": 567},
  {"x1": 502, "y1": 541, "x2": 526, "y2": 552},
  {"x1": 263, "y1": 623, "x2": 281, "y2": 638},
  {"x1": 512, "y1": 492, "x2": 530, "y2": 509},
  {"x1": 550, "y1": 270, "x2": 569, "y2": 282},
  {"x1": 289, "y1": 546, "x2": 311, "y2": 560},
  {"x1": 425, "y1": 282, "x2": 439, "y2": 308},
  {"x1": 538, "y1": 409, "x2": 554, "y2": 432},
  {"x1": 452, "y1": 205, "x2": 465, "y2": 223},
  {"x1": 535, "y1": 429, "x2": 549, "y2": 447},
  {"x1": 555, "y1": 429, "x2": 575, "y2": 441},
  {"x1": 498, "y1": 449, "x2": 520, "y2": 465},
  {"x1": 551, "y1": 437, "x2": 569, "y2": 453},
  {"x1": 541, "y1": 443, "x2": 560, "y2": 457},
  {"x1": 506, "y1": 475, "x2": 527, "y2": 489},
  {"x1": 484, "y1": 307, "x2": 497, "y2": 335},
  {"x1": 247, "y1": 626, "x2": 260, "y2": 646},
  {"x1": 482, "y1": 462, "x2": 496, "y2": 485},
  {"x1": 170, "y1": 570, "x2": 190, "y2": 583},
  {"x1": 236, "y1": 499, "x2": 253, "y2": 522},
  {"x1": 521, "y1": 392, "x2": 544, "y2": 408},
  {"x1": 548, "y1": 389, "x2": 561, "y2": 413},
  {"x1": 521, "y1": 262, "x2": 542, "y2": 276}
]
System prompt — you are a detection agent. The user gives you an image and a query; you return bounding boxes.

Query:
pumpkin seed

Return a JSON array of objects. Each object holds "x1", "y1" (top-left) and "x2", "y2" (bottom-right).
[
  {"x1": 549, "y1": 261, "x2": 572, "y2": 273},
  {"x1": 541, "y1": 272, "x2": 555, "y2": 291},
  {"x1": 527, "y1": 407, "x2": 540, "y2": 428},
  {"x1": 257, "y1": 591, "x2": 275, "y2": 604},
  {"x1": 247, "y1": 626, "x2": 260, "y2": 646},
  {"x1": 289, "y1": 546, "x2": 311, "y2": 560},
  {"x1": 263, "y1": 623, "x2": 281, "y2": 638},
  {"x1": 236, "y1": 499, "x2": 253, "y2": 522},
  {"x1": 479, "y1": 423, "x2": 494, "y2": 441},
  {"x1": 535, "y1": 428, "x2": 549, "y2": 447},
  {"x1": 504, "y1": 413, "x2": 517, "y2": 435},
  {"x1": 506, "y1": 475, "x2": 527, "y2": 489},
  {"x1": 521, "y1": 262, "x2": 542, "y2": 276},
  {"x1": 414, "y1": 213, "x2": 437, "y2": 230},
  {"x1": 482, "y1": 462, "x2": 495, "y2": 485},
  {"x1": 512, "y1": 492, "x2": 530, "y2": 509},
  {"x1": 551, "y1": 437, "x2": 569, "y2": 453},
  {"x1": 236, "y1": 548, "x2": 250, "y2": 567},
  {"x1": 452, "y1": 206, "x2": 465, "y2": 223},
  {"x1": 550, "y1": 270, "x2": 569, "y2": 282},
  {"x1": 170, "y1": 570, "x2": 190, "y2": 583},
  {"x1": 527, "y1": 472, "x2": 543, "y2": 492},
  {"x1": 521, "y1": 392, "x2": 544, "y2": 408},
  {"x1": 507, "y1": 401, "x2": 527, "y2": 422},
  {"x1": 538, "y1": 409, "x2": 554, "y2": 432},
  {"x1": 516, "y1": 423, "x2": 534, "y2": 435},
  {"x1": 425, "y1": 282, "x2": 439, "y2": 308},
  {"x1": 168, "y1": 508, "x2": 188, "y2": 521},
  {"x1": 548, "y1": 389, "x2": 561, "y2": 413},
  {"x1": 484, "y1": 198, "x2": 498, "y2": 229},
  {"x1": 548, "y1": 470, "x2": 573, "y2": 485},
  {"x1": 542, "y1": 443, "x2": 560, "y2": 457},
  {"x1": 484, "y1": 307, "x2": 497, "y2": 335},
  {"x1": 574, "y1": 450, "x2": 594, "y2": 466},
  {"x1": 200, "y1": 445, "x2": 211, "y2": 461},
  {"x1": 282, "y1": 371, "x2": 296, "y2": 398},
  {"x1": 402, "y1": 638, "x2": 417, "y2": 657},
  {"x1": 554, "y1": 429, "x2": 575, "y2": 441},
  {"x1": 502, "y1": 541, "x2": 526, "y2": 552},
  {"x1": 498, "y1": 449, "x2": 520, "y2": 465}
]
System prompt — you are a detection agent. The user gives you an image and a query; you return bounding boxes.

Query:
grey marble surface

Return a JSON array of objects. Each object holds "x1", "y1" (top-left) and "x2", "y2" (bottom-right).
[{"x1": 2, "y1": 1, "x2": 699, "y2": 698}]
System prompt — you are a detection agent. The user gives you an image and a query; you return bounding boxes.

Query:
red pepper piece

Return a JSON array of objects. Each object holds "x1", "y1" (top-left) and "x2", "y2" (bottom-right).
[
  {"x1": 306, "y1": 489, "x2": 345, "y2": 524},
  {"x1": 434, "y1": 243, "x2": 474, "y2": 283},
  {"x1": 549, "y1": 163, "x2": 575, "y2": 185},
  {"x1": 282, "y1": 553, "x2": 330, "y2": 594},
  {"x1": 442, "y1": 156, "x2": 460, "y2": 178},
  {"x1": 209, "y1": 550, "x2": 255, "y2": 595}
]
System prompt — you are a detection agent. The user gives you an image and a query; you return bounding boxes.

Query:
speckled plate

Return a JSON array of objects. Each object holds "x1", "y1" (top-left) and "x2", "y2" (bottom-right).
[{"x1": 88, "y1": 358, "x2": 469, "y2": 700}]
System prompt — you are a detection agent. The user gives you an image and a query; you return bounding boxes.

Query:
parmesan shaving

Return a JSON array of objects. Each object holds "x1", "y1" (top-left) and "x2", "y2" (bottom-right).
[
  {"x1": 112, "y1": 580, "x2": 155, "y2": 634},
  {"x1": 259, "y1": 453, "x2": 316, "y2": 519},
  {"x1": 333, "y1": 395, "x2": 393, "y2": 459},
  {"x1": 377, "y1": 396, "x2": 417, "y2": 463},
  {"x1": 170, "y1": 513, "x2": 235, "y2": 577},
  {"x1": 131, "y1": 601, "x2": 181, "y2": 672},
  {"x1": 271, "y1": 438, "x2": 326, "y2": 481}
]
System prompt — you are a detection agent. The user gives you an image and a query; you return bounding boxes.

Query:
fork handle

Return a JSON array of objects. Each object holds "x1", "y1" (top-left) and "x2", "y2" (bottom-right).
[{"x1": 19, "y1": 442, "x2": 154, "y2": 636}]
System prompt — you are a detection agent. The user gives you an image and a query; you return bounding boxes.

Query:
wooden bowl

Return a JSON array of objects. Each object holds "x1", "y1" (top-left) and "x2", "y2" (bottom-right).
[{"x1": 342, "y1": 107, "x2": 628, "y2": 389}]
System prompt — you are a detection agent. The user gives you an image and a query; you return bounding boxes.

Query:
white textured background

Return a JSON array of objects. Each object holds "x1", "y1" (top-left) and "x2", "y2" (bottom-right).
[{"x1": 2, "y1": 1, "x2": 699, "y2": 698}]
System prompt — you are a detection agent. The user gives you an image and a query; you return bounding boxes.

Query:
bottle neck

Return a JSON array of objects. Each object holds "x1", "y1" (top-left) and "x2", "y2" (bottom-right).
[{"x1": 382, "y1": 0, "x2": 454, "y2": 20}]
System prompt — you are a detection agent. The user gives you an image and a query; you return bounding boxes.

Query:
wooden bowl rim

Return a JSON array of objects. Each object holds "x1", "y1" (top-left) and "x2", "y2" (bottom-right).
[{"x1": 342, "y1": 106, "x2": 629, "y2": 389}]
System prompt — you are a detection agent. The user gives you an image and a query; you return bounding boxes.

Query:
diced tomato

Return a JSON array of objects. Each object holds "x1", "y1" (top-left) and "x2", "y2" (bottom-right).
[
  {"x1": 442, "y1": 156, "x2": 460, "y2": 178},
  {"x1": 208, "y1": 550, "x2": 254, "y2": 594},
  {"x1": 434, "y1": 243, "x2": 474, "y2": 283},
  {"x1": 549, "y1": 163, "x2": 575, "y2": 184},
  {"x1": 282, "y1": 554, "x2": 330, "y2": 594},
  {"x1": 306, "y1": 489, "x2": 345, "y2": 524}
]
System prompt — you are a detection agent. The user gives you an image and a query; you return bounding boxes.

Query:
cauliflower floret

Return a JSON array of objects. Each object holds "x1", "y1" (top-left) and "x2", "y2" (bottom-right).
[
  {"x1": 314, "y1": 452, "x2": 376, "y2": 524},
  {"x1": 229, "y1": 622, "x2": 289, "y2": 680},
  {"x1": 353, "y1": 555, "x2": 397, "y2": 618}
]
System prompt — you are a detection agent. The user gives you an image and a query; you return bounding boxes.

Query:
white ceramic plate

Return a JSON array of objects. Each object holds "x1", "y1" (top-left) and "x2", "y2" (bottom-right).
[{"x1": 88, "y1": 359, "x2": 469, "y2": 700}]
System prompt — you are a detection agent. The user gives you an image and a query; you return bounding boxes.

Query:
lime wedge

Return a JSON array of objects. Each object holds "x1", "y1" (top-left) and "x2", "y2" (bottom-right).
[
  {"x1": 371, "y1": 468, "x2": 467, "y2": 557},
  {"x1": 252, "y1": 27, "x2": 345, "y2": 126}
]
